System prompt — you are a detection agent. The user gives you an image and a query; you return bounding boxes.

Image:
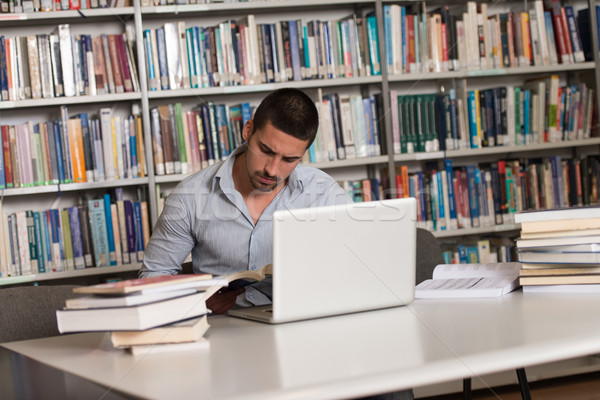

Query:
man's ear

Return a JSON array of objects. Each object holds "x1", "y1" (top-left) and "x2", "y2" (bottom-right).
[{"x1": 242, "y1": 119, "x2": 254, "y2": 142}]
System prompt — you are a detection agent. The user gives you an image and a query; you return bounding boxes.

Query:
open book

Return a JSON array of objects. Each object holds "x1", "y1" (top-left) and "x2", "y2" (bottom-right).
[
  {"x1": 415, "y1": 262, "x2": 522, "y2": 298},
  {"x1": 204, "y1": 264, "x2": 273, "y2": 298}
]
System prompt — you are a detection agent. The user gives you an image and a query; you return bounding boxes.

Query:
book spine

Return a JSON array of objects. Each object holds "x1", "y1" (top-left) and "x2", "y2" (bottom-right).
[
  {"x1": 103, "y1": 193, "x2": 117, "y2": 266},
  {"x1": 67, "y1": 206, "x2": 84, "y2": 269}
]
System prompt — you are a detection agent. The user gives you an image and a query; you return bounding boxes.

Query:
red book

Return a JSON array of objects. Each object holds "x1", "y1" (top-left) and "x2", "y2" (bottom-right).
[
  {"x1": 560, "y1": 7, "x2": 574, "y2": 62},
  {"x1": 107, "y1": 34, "x2": 124, "y2": 93},
  {"x1": 73, "y1": 273, "x2": 216, "y2": 296},
  {"x1": 185, "y1": 110, "x2": 201, "y2": 172},
  {"x1": 1, "y1": 125, "x2": 13, "y2": 188},
  {"x1": 116, "y1": 33, "x2": 133, "y2": 93}
]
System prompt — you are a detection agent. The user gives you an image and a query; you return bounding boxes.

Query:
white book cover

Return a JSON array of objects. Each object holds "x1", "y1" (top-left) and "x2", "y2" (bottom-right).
[
  {"x1": 99, "y1": 108, "x2": 116, "y2": 180},
  {"x1": 349, "y1": 95, "x2": 367, "y2": 158},
  {"x1": 177, "y1": 21, "x2": 190, "y2": 89},
  {"x1": 58, "y1": 25, "x2": 75, "y2": 97},
  {"x1": 164, "y1": 22, "x2": 183, "y2": 90}
]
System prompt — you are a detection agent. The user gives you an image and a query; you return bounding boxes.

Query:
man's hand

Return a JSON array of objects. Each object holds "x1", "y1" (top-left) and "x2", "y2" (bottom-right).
[{"x1": 206, "y1": 288, "x2": 246, "y2": 314}]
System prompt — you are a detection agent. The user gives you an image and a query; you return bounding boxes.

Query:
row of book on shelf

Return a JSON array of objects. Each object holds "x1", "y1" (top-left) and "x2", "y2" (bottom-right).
[
  {"x1": 0, "y1": 24, "x2": 138, "y2": 102},
  {"x1": 383, "y1": 1, "x2": 599, "y2": 76},
  {"x1": 0, "y1": 106, "x2": 146, "y2": 189},
  {"x1": 516, "y1": 206, "x2": 600, "y2": 293},
  {"x1": 440, "y1": 237, "x2": 516, "y2": 265},
  {"x1": 310, "y1": 92, "x2": 383, "y2": 163},
  {"x1": 379, "y1": 154, "x2": 600, "y2": 233},
  {"x1": 143, "y1": 13, "x2": 380, "y2": 91},
  {"x1": 0, "y1": 188, "x2": 150, "y2": 278},
  {"x1": 0, "y1": 0, "x2": 129, "y2": 13},
  {"x1": 389, "y1": 77, "x2": 596, "y2": 155}
]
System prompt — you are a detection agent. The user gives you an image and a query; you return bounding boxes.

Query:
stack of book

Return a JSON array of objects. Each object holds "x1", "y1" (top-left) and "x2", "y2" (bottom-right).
[
  {"x1": 55, "y1": 274, "x2": 224, "y2": 355},
  {"x1": 515, "y1": 206, "x2": 600, "y2": 292}
]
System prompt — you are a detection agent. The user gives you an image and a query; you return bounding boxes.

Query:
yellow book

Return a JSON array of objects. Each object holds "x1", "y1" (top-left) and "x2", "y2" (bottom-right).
[
  {"x1": 67, "y1": 118, "x2": 86, "y2": 183},
  {"x1": 134, "y1": 115, "x2": 145, "y2": 177},
  {"x1": 520, "y1": 12, "x2": 531, "y2": 66},
  {"x1": 474, "y1": 89, "x2": 482, "y2": 144}
]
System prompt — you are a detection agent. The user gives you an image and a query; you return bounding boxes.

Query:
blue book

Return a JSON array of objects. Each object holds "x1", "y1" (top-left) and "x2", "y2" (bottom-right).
[
  {"x1": 200, "y1": 105, "x2": 215, "y2": 163},
  {"x1": 49, "y1": 209, "x2": 65, "y2": 272},
  {"x1": 564, "y1": 5, "x2": 585, "y2": 62},
  {"x1": 366, "y1": 14, "x2": 381, "y2": 76},
  {"x1": 288, "y1": 20, "x2": 302, "y2": 81},
  {"x1": 133, "y1": 201, "x2": 144, "y2": 262},
  {"x1": 128, "y1": 116, "x2": 138, "y2": 177},
  {"x1": 383, "y1": 5, "x2": 393, "y2": 73},
  {"x1": 307, "y1": 141, "x2": 317, "y2": 163},
  {"x1": 444, "y1": 159, "x2": 457, "y2": 228},
  {"x1": 302, "y1": 25, "x2": 310, "y2": 76},
  {"x1": 417, "y1": 172, "x2": 426, "y2": 223},
  {"x1": 185, "y1": 28, "x2": 198, "y2": 89},
  {"x1": 155, "y1": 27, "x2": 170, "y2": 90},
  {"x1": 523, "y1": 90, "x2": 530, "y2": 144},
  {"x1": 42, "y1": 211, "x2": 53, "y2": 271},
  {"x1": 215, "y1": 104, "x2": 231, "y2": 158},
  {"x1": 78, "y1": 113, "x2": 94, "y2": 183},
  {"x1": 191, "y1": 27, "x2": 206, "y2": 88},
  {"x1": 465, "y1": 165, "x2": 480, "y2": 228},
  {"x1": 322, "y1": 21, "x2": 333, "y2": 79},
  {"x1": 103, "y1": 194, "x2": 117, "y2": 266},
  {"x1": 239, "y1": 103, "x2": 252, "y2": 129},
  {"x1": 202, "y1": 28, "x2": 214, "y2": 87},
  {"x1": 88, "y1": 199, "x2": 110, "y2": 268},
  {"x1": 466, "y1": 246, "x2": 480, "y2": 263},
  {"x1": 0, "y1": 37, "x2": 8, "y2": 101},
  {"x1": 143, "y1": 30, "x2": 157, "y2": 91},
  {"x1": 52, "y1": 121, "x2": 66, "y2": 184},
  {"x1": 362, "y1": 97, "x2": 376, "y2": 157},
  {"x1": 467, "y1": 91, "x2": 479, "y2": 148},
  {"x1": 68, "y1": 206, "x2": 85, "y2": 269},
  {"x1": 449, "y1": 89, "x2": 459, "y2": 149},
  {"x1": 124, "y1": 200, "x2": 136, "y2": 263},
  {"x1": 457, "y1": 245, "x2": 469, "y2": 263},
  {"x1": 435, "y1": 171, "x2": 446, "y2": 230},
  {"x1": 33, "y1": 212, "x2": 45, "y2": 273},
  {"x1": 489, "y1": 165, "x2": 504, "y2": 225}
]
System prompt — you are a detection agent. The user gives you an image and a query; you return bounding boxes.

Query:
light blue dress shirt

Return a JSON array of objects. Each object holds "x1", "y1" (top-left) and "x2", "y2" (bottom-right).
[{"x1": 140, "y1": 144, "x2": 351, "y2": 305}]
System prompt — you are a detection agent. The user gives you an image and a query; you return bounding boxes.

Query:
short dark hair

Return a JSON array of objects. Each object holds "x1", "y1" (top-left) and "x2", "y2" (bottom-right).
[{"x1": 252, "y1": 88, "x2": 319, "y2": 147}]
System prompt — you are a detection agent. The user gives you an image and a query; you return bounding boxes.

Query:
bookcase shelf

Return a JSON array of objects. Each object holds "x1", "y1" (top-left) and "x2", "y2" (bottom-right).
[
  {"x1": 432, "y1": 224, "x2": 521, "y2": 239},
  {"x1": 0, "y1": 93, "x2": 142, "y2": 110},
  {"x1": 146, "y1": 77, "x2": 383, "y2": 100},
  {"x1": 0, "y1": 7, "x2": 135, "y2": 25},
  {"x1": 1, "y1": 0, "x2": 599, "y2": 284},
  {"x1": 0, "y1": 263, "x2": 141, "y2": 286},
  {"x1": 140, "y1": 0, "x2": 372, "y2": 16},
  {"x1": 0, "y1": 178, "x2": 147, "y2": 197}
]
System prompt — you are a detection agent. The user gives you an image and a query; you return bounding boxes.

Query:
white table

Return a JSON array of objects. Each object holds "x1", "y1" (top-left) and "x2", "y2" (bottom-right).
[{"x1": 3, "y1": 291, "x2": 600, "y2": 399}]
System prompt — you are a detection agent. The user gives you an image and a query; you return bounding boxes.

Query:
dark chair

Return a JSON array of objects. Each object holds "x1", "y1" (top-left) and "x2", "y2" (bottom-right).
[
  {"x1": 0, "y1": 285, "x2": 79, "y2": 343},
  {"x1": 414, "y1": 228, "x2": 530, "y2": 400}
]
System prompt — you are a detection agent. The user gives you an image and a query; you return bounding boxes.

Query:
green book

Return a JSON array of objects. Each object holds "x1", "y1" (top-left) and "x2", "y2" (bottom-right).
[
  {"x1": 60, "y1": 209, "x2": 74, "y2": 271},
  {"x1": 174, "y1": 103, "x2": 188, "y2": 174}
]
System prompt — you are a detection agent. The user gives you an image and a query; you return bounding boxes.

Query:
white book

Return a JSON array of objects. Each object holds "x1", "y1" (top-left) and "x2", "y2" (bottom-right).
[
  {"x1": 415, "y1": 262, "x2": 522, "y2": 298},
  {"x1": 127, "y1": 338, "x2": 210, "y2": 356},
  {"x1": 177, "y1": 21, "x2": 190, "y2": 89},
  {"x1": 58, "y1": 24, "x2": 76, "y2": 97},
  {"x1": 15, "y1": 211, "x2": 31, "y2": 276},
  {"x1": 534, "y1": 1, "x2": 550, "y2": 66},
  {"x1": 37, "y1": 35, "x2": 54, "y2": 99},
  {"x1": 101, "y1": 34, "x2": 116, "y2": 94},
  {"x1": 339, "y1": 95, "x2": 356, "y2": 158},
  {"x1": 113, "y1": 115, "x2": 124, "y2": 179},
  {"x1": 164, "y1": 23, "x2": 183, "y2": 90},
  {"x1": 48, "y1": 34, "x2": 64, "y2": 98},
  {"x1": 27, "y1": 36, "x2": 41, "y2": 99},
  {"x1": 349, "y1": 95, "x2": 367, "y2": 158},
  {"x1": 99, "y1": 108, "x2": 116, "y2": 180}
]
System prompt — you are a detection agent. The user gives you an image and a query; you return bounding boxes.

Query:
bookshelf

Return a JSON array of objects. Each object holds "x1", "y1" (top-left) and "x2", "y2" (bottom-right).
[{"x1": 0, "y1": 0, "x2": 599, "y2": 283}]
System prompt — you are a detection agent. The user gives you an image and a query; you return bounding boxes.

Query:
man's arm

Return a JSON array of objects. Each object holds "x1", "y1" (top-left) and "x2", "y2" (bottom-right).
[{"x1": 139, "y1": 191, "x2": 195, "y2": 278}]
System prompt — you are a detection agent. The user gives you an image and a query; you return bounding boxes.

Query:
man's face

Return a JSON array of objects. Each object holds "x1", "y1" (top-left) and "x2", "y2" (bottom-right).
[{"x1": 243, "y1": 122, "x2": 308, "y2": 192}]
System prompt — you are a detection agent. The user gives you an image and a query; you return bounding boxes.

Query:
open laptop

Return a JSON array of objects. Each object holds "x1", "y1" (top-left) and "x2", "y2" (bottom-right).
[{"x1": 228, "y1": 197, "x2": 417, "y2": 324}]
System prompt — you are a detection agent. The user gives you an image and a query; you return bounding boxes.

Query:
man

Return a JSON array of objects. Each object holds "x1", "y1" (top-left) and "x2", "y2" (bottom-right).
[{"x1": 140, "y1": 88, "x2": 351, "y2": 313}]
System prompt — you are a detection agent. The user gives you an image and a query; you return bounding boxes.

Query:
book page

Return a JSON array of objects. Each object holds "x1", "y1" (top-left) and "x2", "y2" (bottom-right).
[
  {"x1": 415, "y1": 277, "x2": 519, "y2": 298},
  {"x1": 432, "y1": 262, "x2": 521, "y2": 279}
]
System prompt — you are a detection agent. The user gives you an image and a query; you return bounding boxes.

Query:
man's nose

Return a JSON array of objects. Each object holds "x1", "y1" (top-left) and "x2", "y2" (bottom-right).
[{"x1": 264, "y1": 156, "x2": 280, "y2": 177}]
